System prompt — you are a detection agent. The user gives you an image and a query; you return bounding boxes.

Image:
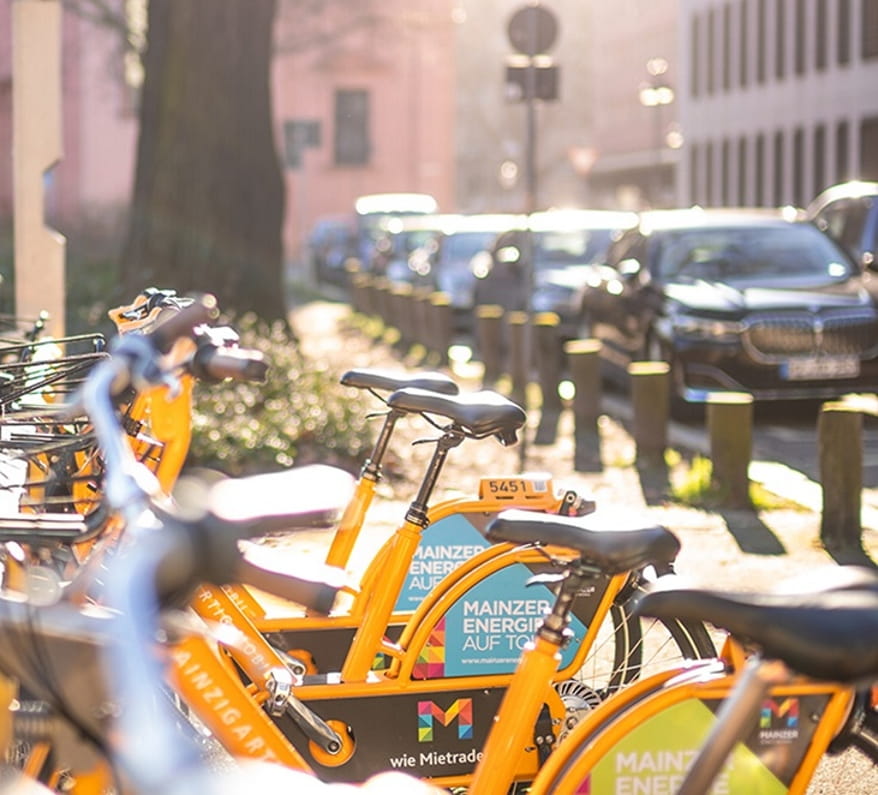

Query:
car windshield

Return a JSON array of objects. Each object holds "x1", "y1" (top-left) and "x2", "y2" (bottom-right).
[
  {"x1": 655, "y1": 223, "x2": 855, "y2": 285},
  {"x1": 443, "y1": 231, "x2": 500, "y2": 265},
  {"x1": 534, "y1": 228, "x2": 614, "y2": 270}
]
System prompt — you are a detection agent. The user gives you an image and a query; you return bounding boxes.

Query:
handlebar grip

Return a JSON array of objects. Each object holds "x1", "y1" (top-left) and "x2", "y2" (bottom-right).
[
  {"x1": 234, "y1": 554, "x2": 344, "y2": 615},
  {"x1": 190, "y1": 346, "x2": 269, "y2": 383},
  {"x1": 150, "y1": 293, "x2": 220, "y2": 354}
]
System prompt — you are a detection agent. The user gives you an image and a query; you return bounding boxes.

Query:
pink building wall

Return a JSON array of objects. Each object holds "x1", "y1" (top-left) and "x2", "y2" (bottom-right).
[
  {"x1": 272, "y1": 0, "x2": 456, "y2": 260},
  {"x1": 0, "y1": 2, "x2": 457, "y2": 264}
]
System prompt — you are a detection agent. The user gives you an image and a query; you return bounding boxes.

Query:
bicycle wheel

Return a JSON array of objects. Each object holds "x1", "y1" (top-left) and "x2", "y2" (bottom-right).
[{"x1": 556, "y1": 567, "x2": 715, "y2": 732}]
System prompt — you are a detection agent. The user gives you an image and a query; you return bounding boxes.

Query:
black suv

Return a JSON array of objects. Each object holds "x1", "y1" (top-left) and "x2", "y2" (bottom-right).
[
  {"x1": 806, "y1": 180, "x2": 878, "y2": 271},
  {"x1": 578, "y1": 207, "x2": 878, "y2": 414}
]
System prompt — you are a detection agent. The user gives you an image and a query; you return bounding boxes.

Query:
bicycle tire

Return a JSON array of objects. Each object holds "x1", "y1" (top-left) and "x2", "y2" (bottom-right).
[{"x1": 558, "y1": 569, "x2": 715, "y2": 720}]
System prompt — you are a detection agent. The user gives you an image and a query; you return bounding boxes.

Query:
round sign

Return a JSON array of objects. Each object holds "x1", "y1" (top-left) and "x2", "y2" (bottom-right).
[{"x1": 507, "y1": 5, "x2": 559, "y2": 55}]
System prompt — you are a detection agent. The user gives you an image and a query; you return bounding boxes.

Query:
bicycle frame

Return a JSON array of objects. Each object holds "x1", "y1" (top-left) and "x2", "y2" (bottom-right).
[
  {"x1": 239, "y1": 476, "x2": 579, "y2": 680},
  {"x1": 526, "y1": 638, "x2": 857, "y2": 795}
]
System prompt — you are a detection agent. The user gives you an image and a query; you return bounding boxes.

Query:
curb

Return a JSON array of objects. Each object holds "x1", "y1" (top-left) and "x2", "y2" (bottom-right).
[{"x1": 602, "y1": 393, "x2": 878, "y2": 534}]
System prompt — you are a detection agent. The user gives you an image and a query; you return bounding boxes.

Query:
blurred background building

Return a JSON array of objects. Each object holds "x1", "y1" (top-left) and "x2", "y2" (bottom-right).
[{"x1": 0, "y1": 0, "x2": 876, "y2": 265}]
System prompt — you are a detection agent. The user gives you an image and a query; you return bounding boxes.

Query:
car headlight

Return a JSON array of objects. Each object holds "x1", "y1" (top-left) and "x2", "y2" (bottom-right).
[{"x1": 670, "y1": 314, "x2": 744, "y2": 342}]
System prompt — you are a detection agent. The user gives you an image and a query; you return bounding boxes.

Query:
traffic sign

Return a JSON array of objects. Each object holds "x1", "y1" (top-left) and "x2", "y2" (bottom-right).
[{"x1": 507, "y1": 5, "x2": 559, "y2": 55}]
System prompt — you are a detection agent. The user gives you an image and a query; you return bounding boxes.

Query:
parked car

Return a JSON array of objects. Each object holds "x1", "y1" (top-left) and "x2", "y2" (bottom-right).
[
  {"x1": 352, "y1": 192, "x2": 439, "y2": 274},
  {"x1": 410, "y1": 213, "x2": 521, "y2": 329},
  {"x1": 577, "y1": 207, "x2": 878, "y2": 415},
  {"x1": 805, "y1": 180, "x2": 878, "y2": 271},
  {"x1": 307, "y1": 214, "x2": 358, "y2": 286},
  {"x1": 471, "y1": 209, "x2": 638, "y2": 338},
  {"x1": 370, "y1": 213, "x2": 449, "y2": 284}
]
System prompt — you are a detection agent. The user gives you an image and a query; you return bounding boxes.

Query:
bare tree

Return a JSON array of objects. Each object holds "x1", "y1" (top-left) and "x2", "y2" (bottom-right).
[{"x1": 120, "y1": 0, "x2": 287, "y2": 320}]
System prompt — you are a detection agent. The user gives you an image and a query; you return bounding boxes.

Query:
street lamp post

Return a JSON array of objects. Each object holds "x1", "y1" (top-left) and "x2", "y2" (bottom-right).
[{"x1": 638, "y1": 57, "x2": 674, "y2": 207}]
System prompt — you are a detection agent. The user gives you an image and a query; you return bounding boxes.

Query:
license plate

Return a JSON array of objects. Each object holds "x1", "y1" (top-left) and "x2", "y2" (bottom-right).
[{"x1": 782, "y1": 356, "x2": 860, "y2": 380}]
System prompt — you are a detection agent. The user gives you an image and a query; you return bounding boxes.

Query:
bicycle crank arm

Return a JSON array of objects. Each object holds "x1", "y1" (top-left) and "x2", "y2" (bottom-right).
[{"x1": 284, "y1": 693, "x2": 343, "y2": 755}]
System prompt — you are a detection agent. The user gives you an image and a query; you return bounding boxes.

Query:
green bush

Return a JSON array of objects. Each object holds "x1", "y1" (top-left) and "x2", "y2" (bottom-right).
[{"x1": 188, "y1": 313, "x2": 374, "y2": 476}]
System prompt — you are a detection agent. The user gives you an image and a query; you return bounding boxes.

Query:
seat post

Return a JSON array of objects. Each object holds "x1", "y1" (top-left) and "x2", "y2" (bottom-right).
[{"x1": 404, "y1": 427, "x2": 465, "y2": 526}]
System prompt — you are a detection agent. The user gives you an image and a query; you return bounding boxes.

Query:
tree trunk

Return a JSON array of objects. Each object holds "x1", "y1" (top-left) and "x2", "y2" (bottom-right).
[{"x1": 121, "y1": 0, "x2": 287, "y2": 321}]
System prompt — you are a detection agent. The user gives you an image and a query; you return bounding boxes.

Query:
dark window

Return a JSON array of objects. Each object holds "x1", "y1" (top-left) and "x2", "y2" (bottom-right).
[
  {"x1": 863, "y1": 0, "x2": 878, "y2": 59},
  {"x1": 334, "y1": 89, "x2": 370, "y2": 166},
  {"x1": 740, "y1": 0, "x2": 749, "y2": 86},
  {"x1": 776, "y1": 0, "x2": 786, "y2": 80},
  {"x1": 861, "y1": 116, "x2": 878, "y2": 179},
  {"x1": 835, "y1": 120, "x2": 849, "y2": 182},
  {"x1": 838, "y1": 0, "x2": 851, "y2": 65},
  {"x1": 773, "y1": 129, "x2": 785, "y2": 205},
  {"x1": 283, "y1": 119, "x2": 321, "y2": 170},
  {"x1": 723, "y1": 3, "x2": 732, "y2": 91},
  {"x1": 794, "y1": 0, "x2": 807, "y2": 75},
  {"x1": 707, "y1": 8, "x2": 716, "y2": 93},
  {"x1": 755, "y1": 134, "x2": 766, "y2": 205},
  {"x1": 815, "y1": 0, "x2": 828, "y2": 70},
  {"x1": 706, "y1": 140, "x2": 715, "y2": 202},
  {"x1": 690, "y1": 143, "x2": 700, "y2": 203},
  {"x1": 792, "y1": 127, "x2": 804, "y2": 206},
  {"x1": 722, "y1": 139, "x2": 732, "y2": 205},
  {"x1": 757, "y1": 0, "x2": 767, "y2": 81},
  {"x1": 813, "y1": 124, "x2": 826, "y2": 193},
  {"x1": 738, "y1": 136, "x2": 748, "y2": 203},
  {"x1": 691, "y1": 14, "x2": 701, "y2": 97}
]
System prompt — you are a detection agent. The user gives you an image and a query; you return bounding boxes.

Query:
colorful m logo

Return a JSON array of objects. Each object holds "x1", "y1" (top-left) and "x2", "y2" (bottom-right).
[
  {"x1": 760, "y1": 698, "x2": 799, "y2": 729},
  {"x1": 418, "y1": 698, "x2": 473, "y2": 742}
]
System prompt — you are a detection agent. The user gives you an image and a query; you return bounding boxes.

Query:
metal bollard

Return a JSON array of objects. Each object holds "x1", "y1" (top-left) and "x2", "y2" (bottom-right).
[
  {"x1": 476, "y1": 304, "x2": 505, "y2": 388},
  {"x1": 534, "y1": 312, "x2": 562, "y2": 445},
  {"x1": 819, "y1": 401, "x2": 863, "y2": 552},
  {"x1": 507, "y1": 311, "x2": 529, "y2": 407},
  {"x1": 429, "y1": 292, "x2": 452, "y2": 367},
  {"x1": 564, "y1": 339, "x2": 602, "y2": 471},
  {"x1": 706, "y1": 392, "x2": 753, "y2": 509},
  {"x1": 628, "y1": 361, "x2": 670, "y2": 467}
]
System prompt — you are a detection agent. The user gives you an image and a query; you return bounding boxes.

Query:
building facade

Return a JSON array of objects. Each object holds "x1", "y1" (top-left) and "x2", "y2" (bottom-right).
[{"x1": 679, "y1": 0, "x2": 878, "y2": 208}]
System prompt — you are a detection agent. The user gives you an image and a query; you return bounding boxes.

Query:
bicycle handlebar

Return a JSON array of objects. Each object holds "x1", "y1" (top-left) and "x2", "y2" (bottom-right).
[
  {"x1": 189, "y1": 344, "x2": 268, "y2": 383},
  {"x1": 149, "y1": 293, "x2": 219, "y2": 354}
]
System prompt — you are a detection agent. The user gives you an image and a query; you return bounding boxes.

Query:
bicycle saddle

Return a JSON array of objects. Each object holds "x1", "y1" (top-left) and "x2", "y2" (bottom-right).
[
  {"x1": 341, "y1": 368, "x2": 459, "y2": 395},
  {"x1": 386, "y1": 387, "x2": 526, "y2": 444},
  {"x1": 636, "y1": 565, "x2": 878, "y2": 682},
  {"x1": 485, "y1": 508, "x2": 680, "y2": 574}
]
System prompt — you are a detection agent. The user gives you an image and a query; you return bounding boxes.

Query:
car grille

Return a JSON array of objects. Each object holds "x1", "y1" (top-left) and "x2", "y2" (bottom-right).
[{"x1": 742, "y1": 310, "x2": 878, "y2": 362}]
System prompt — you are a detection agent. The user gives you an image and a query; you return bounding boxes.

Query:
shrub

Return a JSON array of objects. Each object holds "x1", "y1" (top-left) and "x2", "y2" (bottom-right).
[{"x1": 188, "y1": 312, "x2": 374, "y2": 476}]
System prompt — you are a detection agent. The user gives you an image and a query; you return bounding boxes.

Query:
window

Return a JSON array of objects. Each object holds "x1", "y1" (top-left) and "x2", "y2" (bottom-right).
[
  {"x1": 707, "y1": 8, "x2": 716, "y2": 93},
  {"x1": 838, "y1": 0, "x2": 851, "y2": 65},
  {"x1": 738, "y1": 136, "x2": 748, "y2": 203},
  {"x1": 690, "y1": 143, "x2": 700, "y2": 203},
  {"x1": 757, "y1": 0, "x2": 767, "y2": 82},
  {"x1": 813, "y1": 124, "x2": 826, "y2": 193},
  {"x1": 861, "y1": 116, "x2": 878, "y2": 179},
  {"x1": 794, "y1": 0, "x2": 807, "y2": 75},
  {"x1": 755, "y1": 134, "x2": 766, "y2": 205},
  {"x1": 792, "y1": 127, "x2": 804, "y2": 207},
  {"x1": 706, "y1": 140, "x2": 715, "y2": 202},
  {"x1": 691, "y1": 14, "x2": 701, "y2": 97},
  {"x1": 723, "y1": 3, "x2": 732, "y2": 91},
  {"x1": 815, "y1": 0, "x2": 828, "y2": 70},
  {"x1": 722, "y1": 139, "x2": 731, "y2": 205},
  {"x1": 776, "y1": 0, "x2": 787, "y2": 80},
  {"x1": 863, "y1": 0, "x2": 878, "y2": 59},
  {"x1": 740, "y1": 0, "x2": 749, "y2": 87},
  {"x1": 334, "y1": 89, "x2": 370, "y2": 166},
  {"x1": 835, "y1": 120, "x2": 849, "y2": 182},
  {"x1": 773, "y1": 129, "x2": 785, "y2": 205}
]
